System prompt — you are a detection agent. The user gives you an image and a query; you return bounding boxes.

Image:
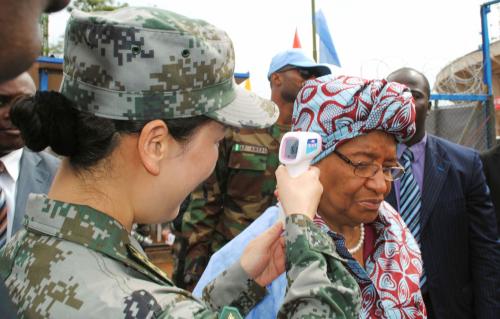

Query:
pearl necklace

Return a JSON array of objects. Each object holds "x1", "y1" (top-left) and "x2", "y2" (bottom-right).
[{"x1": 347, "y1": 223, "x2": 365, "y2": 255}]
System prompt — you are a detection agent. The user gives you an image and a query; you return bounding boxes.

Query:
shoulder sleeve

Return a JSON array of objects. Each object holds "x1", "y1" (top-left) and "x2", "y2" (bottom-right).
[
  {"x1": 279, "y1": 214, "x2": 361, "y2": 319},
  {"x1": 201, "y1": 261, "x2": 267, "y2": 317},
  {"x1": 156, "y1": 261, "x2": 265, "y2": 318}
]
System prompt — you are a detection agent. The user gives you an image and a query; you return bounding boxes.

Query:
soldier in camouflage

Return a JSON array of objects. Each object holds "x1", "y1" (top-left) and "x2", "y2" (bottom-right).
[
  {"x1": 174, "y1": 49, "x2": 331, "y2": 290},
  {"x1": 0, "y1": 7, "x2": 360, "y2": 318}
]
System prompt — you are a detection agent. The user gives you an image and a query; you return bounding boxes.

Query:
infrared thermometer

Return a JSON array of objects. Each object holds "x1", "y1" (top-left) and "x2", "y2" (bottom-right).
[{"x1": 277, "y1": 131, "x2": 322, "y2": 222}]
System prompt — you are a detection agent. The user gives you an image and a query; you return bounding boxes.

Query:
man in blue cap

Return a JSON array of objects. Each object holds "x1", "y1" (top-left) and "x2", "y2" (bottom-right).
[
  {"x1": 267, "y1": 48, "x2": 331, "y2": 78},
  {"x1": 172, "y1": 49, "x2": 330, "y2": 291},
  {"x1": 267, "y1": 48, "x2": 331, "y2": 126}
]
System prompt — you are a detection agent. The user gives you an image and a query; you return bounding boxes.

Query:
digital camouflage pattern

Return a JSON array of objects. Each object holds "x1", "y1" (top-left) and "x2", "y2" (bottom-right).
[
  {"x1": 0, "y1": 195, "x2": 267, "y2": 318},
  {"x1": 61, "y1": 7, "x2": 278, "y2": 127},
  {"x1": 278, "y1": 214, "x2": 361, "y2": 318},
  {"x1": 0, "y1": 195, "x2": 361, "y2": 318},
  {"x1": 173, "y1": 123, "x2": 290, "y2": 290}
]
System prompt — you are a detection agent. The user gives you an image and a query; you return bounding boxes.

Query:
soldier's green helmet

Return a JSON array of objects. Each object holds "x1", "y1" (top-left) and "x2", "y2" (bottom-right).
[{"x1": 60, "y1": 6, "x2": 279, "y2": 128}]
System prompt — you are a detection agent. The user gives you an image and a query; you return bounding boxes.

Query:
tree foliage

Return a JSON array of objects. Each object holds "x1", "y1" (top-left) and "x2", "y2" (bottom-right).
[
  {"x1": 48, "y1": 36, "x2": 64, "y2": 57},
  {"x1": 69, "y1": 0, "x2": 128, "y2": 12},
  {"x1": 43, "y1": 0, "x2": 128, "y2": 57}
]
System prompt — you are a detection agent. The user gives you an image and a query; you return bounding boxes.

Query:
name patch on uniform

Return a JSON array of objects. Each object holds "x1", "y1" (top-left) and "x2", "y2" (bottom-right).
[{"x1": 233, "y1": 143, "x2": 268, "y2": 155}]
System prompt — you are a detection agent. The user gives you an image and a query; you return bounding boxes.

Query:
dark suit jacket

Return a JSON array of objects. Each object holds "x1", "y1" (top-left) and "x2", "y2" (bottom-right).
[
  {"x1": 387, "y1": 135, "x2": 500, "y2": 319},
  {"x1": 12, "y1": 148, "x2": 59, "y2": 234},
  {"x1": 480, "y1": 144, "x2": 500, "y2": 235}
]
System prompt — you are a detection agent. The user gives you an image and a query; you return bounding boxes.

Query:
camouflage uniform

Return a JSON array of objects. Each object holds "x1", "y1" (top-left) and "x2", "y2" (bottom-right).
[
  {"x1": 174, "y1": 123, "x2": 290, "y2": 289},
  {"x1": 0, "y1": 194, "x2": 361, "y2": 318}
]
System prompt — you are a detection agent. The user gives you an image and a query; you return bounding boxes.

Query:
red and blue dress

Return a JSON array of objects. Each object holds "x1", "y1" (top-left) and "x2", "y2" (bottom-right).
[{"x1": 314, "y1": 201, "x2": 427, "y2": 318}]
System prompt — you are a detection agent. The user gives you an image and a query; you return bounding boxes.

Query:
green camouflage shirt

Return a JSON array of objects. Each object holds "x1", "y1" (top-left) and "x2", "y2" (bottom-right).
[
  {"x1": 0, "y1": 195, "x2": 360, "y2": 318},
  {"x1": 279, "y1": 214, "x2": 361, "y2": 318},
  {"x1": 174, "y1": 124, "x2": 289, "y2": 289},
  {"x1": 0, "y1": 195, "x2": 266, "y2": 318}
]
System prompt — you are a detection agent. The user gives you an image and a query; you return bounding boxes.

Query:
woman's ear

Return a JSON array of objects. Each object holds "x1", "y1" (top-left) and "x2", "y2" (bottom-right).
[{"x1": 138, "y1": 120, "x2": 169, "y2": 176}]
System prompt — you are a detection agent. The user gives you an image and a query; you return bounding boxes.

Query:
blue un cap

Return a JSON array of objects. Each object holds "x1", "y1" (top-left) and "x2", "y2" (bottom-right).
[{"x1": 267, "y1": 49, "x2": 331, "y2": 79}]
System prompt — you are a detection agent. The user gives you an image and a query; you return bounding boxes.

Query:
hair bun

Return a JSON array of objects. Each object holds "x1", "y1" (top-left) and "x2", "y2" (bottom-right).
[{"x1": 11, "y1": 91, "x2": 78, "y2": 156}]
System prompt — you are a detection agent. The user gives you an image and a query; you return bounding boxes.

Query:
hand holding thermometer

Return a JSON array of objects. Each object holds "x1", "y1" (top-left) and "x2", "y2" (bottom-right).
[{"x1": 277, "y1": 131, "x2": 322, "y2": 222}]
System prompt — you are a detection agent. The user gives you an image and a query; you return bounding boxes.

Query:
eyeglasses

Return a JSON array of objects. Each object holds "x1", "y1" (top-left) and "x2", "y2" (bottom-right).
[
  {"x1": 277, "y1": 66, "x2": 314, "y2": 80},
  {"x1": 333, "y1": 149, "x2": 405, "y2": 181}
]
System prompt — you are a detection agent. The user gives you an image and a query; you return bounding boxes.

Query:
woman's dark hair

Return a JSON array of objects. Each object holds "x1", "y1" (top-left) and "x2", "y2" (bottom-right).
[{"x1": 10, "y1": 91, "x2": 211, "y2": 169}]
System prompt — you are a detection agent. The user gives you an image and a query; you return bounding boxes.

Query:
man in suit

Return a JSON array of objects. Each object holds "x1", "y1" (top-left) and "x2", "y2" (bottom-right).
[
  {"x1": 481, "y1": 143, "x2": 500, "y2": 236},
  {"x1": 386, "y1": 68, "x2": 500, "y2": 319},
  {"x1": 0, "y1": 73, "x2": 60, "y2": 244}
]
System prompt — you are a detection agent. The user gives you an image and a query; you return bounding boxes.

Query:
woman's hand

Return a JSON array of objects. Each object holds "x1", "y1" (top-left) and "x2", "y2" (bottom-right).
[
  {"x1": 240, "y1": 222, "x2": 285, "y2": 287},
  {"x1": 275, "y1": 165, "x2": 323, "y2": 220}
]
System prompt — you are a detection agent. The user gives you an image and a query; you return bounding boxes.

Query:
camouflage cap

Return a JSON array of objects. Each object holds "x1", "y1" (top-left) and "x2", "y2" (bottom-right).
[{"x1": 60, "y1": 7, "x2": 278, "y2": 128}]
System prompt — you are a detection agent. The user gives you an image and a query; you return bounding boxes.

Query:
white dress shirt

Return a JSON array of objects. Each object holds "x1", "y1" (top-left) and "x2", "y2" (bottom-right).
[{"x1": 0, "y1": 148, "x2": 23, "y2": 240}]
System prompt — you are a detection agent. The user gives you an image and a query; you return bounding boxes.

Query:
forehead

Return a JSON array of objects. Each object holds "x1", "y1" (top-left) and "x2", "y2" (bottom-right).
[
  {"x1": 388, "y1": 72, "x2": 429, "y2": 95},
  {"x1": 337, "y1": 131, "x2": 397, "y2": 159}
]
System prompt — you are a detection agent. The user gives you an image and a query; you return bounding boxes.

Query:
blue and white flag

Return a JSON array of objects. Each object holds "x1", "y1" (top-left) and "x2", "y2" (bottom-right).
[{"x1": 315, "y1": 9, "x2": 341, "y2": 67}]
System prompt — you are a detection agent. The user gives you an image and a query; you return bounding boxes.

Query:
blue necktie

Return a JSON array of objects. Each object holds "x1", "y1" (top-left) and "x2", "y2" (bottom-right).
[{"x1": 399, "y1": 148, "x2": 427, "y2": 288}]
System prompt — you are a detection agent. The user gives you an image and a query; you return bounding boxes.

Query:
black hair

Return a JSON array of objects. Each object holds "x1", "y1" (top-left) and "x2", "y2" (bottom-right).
[{"x1": 10, "y1": 91, "x2": 211, "y2": 169}]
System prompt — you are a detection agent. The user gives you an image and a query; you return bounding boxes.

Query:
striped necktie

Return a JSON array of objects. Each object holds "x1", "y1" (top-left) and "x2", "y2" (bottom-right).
[
  {"x1": 0, "y1": 161, "x2": 8, "y2": 248},
  {"x1": 399, "y1": 148, "x2": 427, "y2": 288}
]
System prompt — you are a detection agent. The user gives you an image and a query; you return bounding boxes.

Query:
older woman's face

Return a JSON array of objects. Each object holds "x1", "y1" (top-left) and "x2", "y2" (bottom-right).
[{"x1": 315, "y1": 131, "x2": 397, "y2": 226}]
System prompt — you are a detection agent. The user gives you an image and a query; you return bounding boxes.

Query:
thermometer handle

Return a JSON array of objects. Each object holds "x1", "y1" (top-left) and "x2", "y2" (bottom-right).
[
  {"x1": 278, "y1": 161, "x2": 311, "y2": 223},
  {"x1": 287, "y1": 162, "x2": 310, "y2": 177}
]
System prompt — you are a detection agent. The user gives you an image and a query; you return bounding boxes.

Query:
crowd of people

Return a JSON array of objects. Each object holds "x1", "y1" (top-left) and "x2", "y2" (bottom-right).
[{"x1": 0, "y1": 2, "x2": 499, "y2": 319}]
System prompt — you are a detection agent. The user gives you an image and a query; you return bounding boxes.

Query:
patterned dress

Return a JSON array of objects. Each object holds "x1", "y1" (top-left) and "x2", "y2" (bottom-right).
[{"x1": 314, "y1": 201, "x2": 427, "y2": 318}]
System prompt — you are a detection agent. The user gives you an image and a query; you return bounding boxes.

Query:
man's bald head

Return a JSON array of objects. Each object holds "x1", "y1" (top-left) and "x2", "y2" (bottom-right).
[
  {"x1": 0, "y1": 72, "x2": 37, "y2": 156},
  {"x1": 387, "y1": 67, "x2": 431, "y2": 97},
  {"x1": 387, "y1": 67, "x2": 431, "y2": 146}
]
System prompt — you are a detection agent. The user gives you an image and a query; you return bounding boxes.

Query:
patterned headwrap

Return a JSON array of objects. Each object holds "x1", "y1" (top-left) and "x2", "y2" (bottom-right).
[{"x1": 292, "y1": 75, "x2": 416, "y2": 164}]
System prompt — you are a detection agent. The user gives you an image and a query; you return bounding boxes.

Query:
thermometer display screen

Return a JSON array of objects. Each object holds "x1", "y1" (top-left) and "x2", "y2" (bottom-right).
[{"x1": 284, "y1": 138, "x2": 299, "y2": 160}]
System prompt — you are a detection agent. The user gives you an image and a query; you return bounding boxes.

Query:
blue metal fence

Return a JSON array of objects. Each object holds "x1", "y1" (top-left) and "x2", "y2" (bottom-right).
[{"x1": 428, "y1": 1, "x2": 498, "y2": 151}]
